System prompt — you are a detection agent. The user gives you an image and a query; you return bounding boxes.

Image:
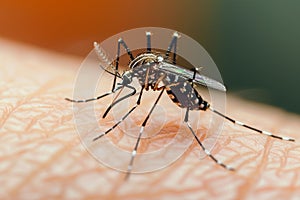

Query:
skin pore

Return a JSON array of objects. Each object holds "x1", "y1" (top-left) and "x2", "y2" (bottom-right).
[{"x1": 1, "y1": 39, "x2": 300, "y2": 200}]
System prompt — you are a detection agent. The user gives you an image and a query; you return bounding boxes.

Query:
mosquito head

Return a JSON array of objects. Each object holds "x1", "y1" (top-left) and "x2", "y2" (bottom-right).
[
  {"x1": 157, "y1": 56, "x2": 164, "y2": 62},
  {"x1": 121, "y1": 71, "x2": 133, "y2": 85}
]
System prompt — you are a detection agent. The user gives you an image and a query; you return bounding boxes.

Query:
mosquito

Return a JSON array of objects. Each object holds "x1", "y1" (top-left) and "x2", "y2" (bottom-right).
[{"x1": 66, "y1": 31, "x2": 295, "y2": 178}]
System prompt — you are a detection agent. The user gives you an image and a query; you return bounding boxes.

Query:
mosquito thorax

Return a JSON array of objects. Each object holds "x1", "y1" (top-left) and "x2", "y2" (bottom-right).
[{"x1": 129, "y1": 53, "x2": 163, "y2": 69}]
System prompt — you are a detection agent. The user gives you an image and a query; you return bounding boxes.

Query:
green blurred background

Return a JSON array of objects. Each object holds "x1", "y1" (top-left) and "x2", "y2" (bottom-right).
[
  {"x1": 216, "y1": 1, "x2": 300, "y2": 115},
  {"x1": 0, "y1": 1, "x2": 299, "y2": 114}
]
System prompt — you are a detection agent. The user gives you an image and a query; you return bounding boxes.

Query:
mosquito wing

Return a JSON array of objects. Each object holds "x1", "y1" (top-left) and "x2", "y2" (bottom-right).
[{"x1": 159, "y1": 62, "x2": 226, "y2": 91}]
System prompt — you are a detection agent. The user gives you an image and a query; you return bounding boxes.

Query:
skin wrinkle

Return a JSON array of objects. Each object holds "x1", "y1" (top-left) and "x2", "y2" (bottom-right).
[
  {"x1": 287, "y1": 147, "x2": 300, "y2": 171},
  {"x1": 1, "y1": 40, "x2": 300, "y2": 199},
  {"x1": 0, "y1": 78, "x2": 67, "y2": 133},
  {"x1": 287, "y1": 173, "x2": 299, "y2": 199},
  {"x1": 230, "y1": 139, "x2": 264, "y2": 168},
  {"x1": 237, "y1": 139, "x2": 273, "y2": 199},
  {"x1": 9, "y1": 139, "x2": 80, "y2": 196},
  {"x1": 178, "y1": 156, "x2": 199, "y2": 183},
  {"x1": 23, "y1": 101, "x2": 68, "y2": 134}
]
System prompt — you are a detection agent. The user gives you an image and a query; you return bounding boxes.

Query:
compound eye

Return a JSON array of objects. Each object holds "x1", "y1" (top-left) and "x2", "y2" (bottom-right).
[{"x1": 157, "y1": 56, "x2": 163, "y2": 62}]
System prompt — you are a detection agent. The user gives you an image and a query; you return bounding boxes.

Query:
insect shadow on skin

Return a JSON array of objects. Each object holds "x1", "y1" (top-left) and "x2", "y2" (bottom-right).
[{"x1": 66, "y1": 31, "x2": 295, "y2": 180}]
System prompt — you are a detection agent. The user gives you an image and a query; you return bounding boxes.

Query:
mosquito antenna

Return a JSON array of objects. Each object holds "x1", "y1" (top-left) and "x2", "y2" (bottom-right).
[
  {"x1": 94, "y1": 42, "x2": 122, "y2": 78},
  {"x1": 209, "y1": 107, "x2": 295, "y2": 142},
  {"x1": 94, "y1": 42, "x2": 112, "y2": 65}
]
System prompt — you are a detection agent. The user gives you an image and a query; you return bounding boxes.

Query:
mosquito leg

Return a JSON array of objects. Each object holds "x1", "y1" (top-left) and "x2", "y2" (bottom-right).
[
  {"x1": 112, "y1": 38, "x2": 135, "y2": 92},
  {"x1": 93, "y1": 106, "x2": 137, "y2": 141},
  {"x1": 102, "y1": 84, "x2": 136, "y2": 118},
  {"x1": 209, "y1": 107, "x2": 295, "y2": 142},
  {"x1": 184, "y1": 108, "x2": 234, "y2": 171},
  {"x1": 165, "y1": 32, "x2": 179, "y2": 64},
  {"x1": 146, "y1": 31, "x2": 151, "y2": 53},
  {"x1": 93, "y1": 86, "x2": 144, "y2": 141},
  {"x1": 188, "y1": 67, "x2": 200, "y2": 88},
  {"x1": 117, "y1": 38, "x2": 135, "y2": 61},
  {"x1": 125, "y1": 88, "x2": 165, "y2": 180},
  {"x1": 65, "y1": 85, "x2": 123, "y2": 103}
]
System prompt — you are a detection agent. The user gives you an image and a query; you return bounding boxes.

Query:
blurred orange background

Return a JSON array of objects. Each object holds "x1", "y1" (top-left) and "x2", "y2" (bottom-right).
[
  {"x1": 0, "y1": 1, "x2": 214, "y2": 56},
  {"x1": 1, "y1": 1, "x2": 299, "y2": 114}
]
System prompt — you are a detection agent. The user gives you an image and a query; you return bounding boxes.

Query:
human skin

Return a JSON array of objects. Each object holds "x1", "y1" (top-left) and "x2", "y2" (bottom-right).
[{"x1": 1, "y1": 39, "x2": 300, "y2": 200}]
